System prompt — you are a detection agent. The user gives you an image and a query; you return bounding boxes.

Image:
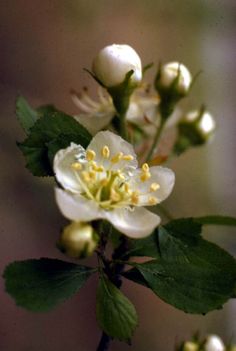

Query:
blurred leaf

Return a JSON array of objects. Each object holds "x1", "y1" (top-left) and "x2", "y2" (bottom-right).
[
  {"x1": 124, "y1": 220, "x2": 236, "y2": 314},
  {"x1": 195, "y1": 215, "x2": 236, "y2": 227},
  {"x1": 3, "y1": 258, "x2": 95, "y2": 312},
  {"x1": 96, "y1": 276, "x2": 138, "y2": 341},
  {"x1": 16, "y1": 96, "x2": 39, "y2": 133},
  {"x1": 18, "y1": 111, "x2": 92, "y2": 176}
]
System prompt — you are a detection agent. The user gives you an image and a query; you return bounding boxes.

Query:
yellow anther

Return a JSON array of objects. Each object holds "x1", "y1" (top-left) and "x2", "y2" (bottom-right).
[
  {"x1": 92, "y1": 163, "x2": 104, "y2": 172},
  {"x1": 122, "y1": 154, "x2": 134, "y2": 161},
  {"x1": 111, "y1": 152, "x2": 123, "y2": 164},
  {"x1": 102, "y1": 145, "x2": 110, "y2": 159},
  {"x1": 100, "y1": 178, "x2": 108, "y2": 186},
  {"x1": 131, "y1": 191, "x2": 140, "y2": 205},
  {"x1": 142, "y1": 163, "x2": 149, "y2": 172},
  {"x1": 148, "y1": 196, "x2": 158, "y2": 205},
  {"x1": 117, "y1": 171, "x2": 125, "y2": 180},
  {"x1": 110, "y1": 189, "x2": 121, "y2": 202},
  {"x1": 140, "y1": 171, "x2": 151, "y2": 182},
  {"x1": 86, "y1": 149, "x2": 96, "y2": 161},
  {"x1": 150, "y1": 183, "x2": 160, "y2": 192},
  {"x1": 81, "y1": 171, "x2": 91, "y2": 183},
  {"x1": 71, "y1": 162, "x2": 82, "y2": 170},
  {"x1": 89, "y1": 171, "x2": 96, "y2": 180},
  {"x1": 124, "y1": 183, "x2": 130, "y2": 193}
]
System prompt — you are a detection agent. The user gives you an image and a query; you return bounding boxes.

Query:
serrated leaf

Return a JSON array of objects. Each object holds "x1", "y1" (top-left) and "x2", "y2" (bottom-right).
[
  {"x1": 18, "y1": 111, "x2": 92, "y2": 176},
  {"x1": 3, "y1": 258, "x2": 95, "y2": 312},
  {"x1": 96, "y1": 276, "x2": 138, "y2": 341},
  {"x1": 125, "y1": 220, "x2": 236, "y2": 314},
  {"x1": 16, "y1": 96, "x2": 39, "y2": 133},
  {"x1": 195, "y1": 215, "x2": 236, "y2": 227}
]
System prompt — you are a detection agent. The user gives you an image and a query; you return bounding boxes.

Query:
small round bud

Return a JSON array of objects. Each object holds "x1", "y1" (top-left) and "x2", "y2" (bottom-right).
[
  {"x1": 183, "y1": 341, "x2": 199, "y2": 351},
  {"x1": 92, "y1": 44, "x2": 142, "y2": 88},
  {"x1": 158, "y1": 62, "x2": 192, "y2": 95},
  {"x1": 59, "y1": 222, "x2": 98, "y2": 258},
  {"x1": 204, "y1": 335, "x2": 225, "y2": 351}
]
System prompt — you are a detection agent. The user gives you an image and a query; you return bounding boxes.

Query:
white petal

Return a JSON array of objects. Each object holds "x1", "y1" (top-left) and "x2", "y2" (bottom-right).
[
  {"x1": 54, "y1": 143, "x2": 87, "y2": 193},
  {"x1": 87, "y1": 130, "x2": 138, "y2": 170},
  {"x1": 74, "y1": 112, "x2": 114, "y2": 135},
  {"x1": 105, "y1": 207, "x2": 160, "y2": 238},
  {"x1": 130, "y1": 166, "x2": 175, "y2": 206},
  {"x1": 55, "y1": 188, "x2": 102, "y2": 221}
]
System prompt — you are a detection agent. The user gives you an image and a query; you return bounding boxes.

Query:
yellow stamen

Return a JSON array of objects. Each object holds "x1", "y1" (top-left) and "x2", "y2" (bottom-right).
[
  {"x1": 86, "y1": 149, "x2": 96, "y2": 161},
  {"x1": 92, "y1": 163, "x2": 104, "y2": 172},
  {"x1": 81, "y1": 171, "x2": 91, "y2": 183},
  {"x1": 100, "y1": 178, "x2": 108, "y2": 186},
  {"x1": 117, "y1": 170, "x2": 125, "y2": 180},
  {"x1": 71, "y1": 162, "x2": 82, "y2": 170},
  {"x1": 140, "y1": 172, "x2": 151, "y2": 182},
  {"x1": 102, "y1": 145, "x2": 110, "y2": 159},
  {"x1": 89, "y1": 171, "x2": 96, "y2": 180},
  {"x1": 110, "y1": 189, "x2": 121, "y2": 202},
  {"x1": 142, "y1": 163, "x2": 149, "y2": 172},
  {"x1": 150, "y1": 183, "x2": 160, "y2": 192},
  {"x1": 122, "y1": 154, "x2": 134, "y2": 161},
  {"x1": 148, "y1": 196, "x2": 158, "y2": 205},
  {"x1": 111, "y1": 152, "x2": 123, "y2": 164},
  {"x1": 124, "y1": 183, "x2": 130, "y2": 193},
  {"x1": 131, "y1": 191, "x2": 140, "y2": 205}
]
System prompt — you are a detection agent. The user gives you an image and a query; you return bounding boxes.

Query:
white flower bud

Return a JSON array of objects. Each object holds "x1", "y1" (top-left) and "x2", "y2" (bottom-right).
[
  {"x1": 92, "y1": 44, "x2": 142, "y2": 87},
  {"x1": 183, "y1": 341, "x2": 199, "y2": 351},
  {"x1": 59, "y1": 222, "x2": 98, "y2": 258},
  {"x1": 204, "y1": 335, "x2": 225, "y2": 351},
  {"x1": 158, "y1": 62, "x2": 192, "y2": 95},
  {"x1": 185, "y1": 109, "x2": 216, "y2": 140}
]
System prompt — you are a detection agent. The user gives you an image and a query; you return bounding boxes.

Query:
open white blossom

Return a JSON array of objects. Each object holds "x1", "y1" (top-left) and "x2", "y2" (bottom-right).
[
  {"x1": 92, "y1": 44, "x2": 142, "y2": 87},
  {"x1": 54, "y1": 131, "x2": 175, "y2": 238},
  {"x1": 71, "y1": 87, "x2": 159, "y2": 135}
]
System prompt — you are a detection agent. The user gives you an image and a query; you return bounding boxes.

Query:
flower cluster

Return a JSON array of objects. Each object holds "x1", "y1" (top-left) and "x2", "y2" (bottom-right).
[{"x1": 181, "y1": 335, "x2": 236, "y2": 351}]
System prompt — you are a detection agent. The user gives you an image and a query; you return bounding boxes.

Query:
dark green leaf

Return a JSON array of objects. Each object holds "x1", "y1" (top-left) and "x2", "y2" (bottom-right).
[
  {"x1": 125, "y1": 220, "x2": 236, "y2": 314},
  {"x1": 18, "y1": 111, "x2": 92, "y2": 176},
  {"x1": 3, "y1": 258, "x2": 95, "y2": 312},
  {"x1": 16, "y1": 96, "x2": 39, "y2": 133},
  {"x1": 126, "y1": 230, "x2": 160, "y2": 258},
  {"x1": 195, "y1": 215, "x2": 236, "y2": 227},
  {"x1": 96, "y1": 276, "x2": 138, "y2": 341}
]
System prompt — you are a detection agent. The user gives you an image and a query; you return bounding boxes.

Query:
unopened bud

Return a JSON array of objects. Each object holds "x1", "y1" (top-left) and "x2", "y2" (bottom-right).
[
  {"x1": 183, "y1": 341, "x2": 199, "y2": 351},
  {"x1": 174, "y1": 108, "x2": 216, "y2": 154},
  {"x1": 156, "y1": 62, "x2": 192, "y2": 97},
  {"x1": 204, "y1": 335, "x2": 225, "y2": 351},
  {"x1": 58, "y1": 222, "x2": 98, "y2": 259},
  {"x1": 92, "y1": 44, "x2": 142, "y2": 88}
]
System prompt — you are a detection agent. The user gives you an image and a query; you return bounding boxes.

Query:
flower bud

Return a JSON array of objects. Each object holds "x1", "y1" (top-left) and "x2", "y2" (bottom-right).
[
  {"x1": 174, "y1": 108, "x2": 216, "y2": 154},
  {"x1": 58, "y1": 222, "x2": 98, "y2": 259},
  {"x1": 92, "y1": 44, "x2": 142, "y2": 88},
  {"x1": 182, "y1": 341, "x2": 199, "y2": 351},
  {"x1": 204, "y1": 335, "x2": 225, "y2": 351},
  {"x1": 155, "y1": 62, "x2": 192, "y2": 97}
]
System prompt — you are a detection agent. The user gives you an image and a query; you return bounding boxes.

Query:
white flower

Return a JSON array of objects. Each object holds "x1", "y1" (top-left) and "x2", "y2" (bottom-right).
[
  {"x1": 185, "y1": 109, "x2": 216, "y2": 138},
  {"x1": 158, "y1": 62, "x2": 192, "y2": 95},
  {"x1": 59, "y1": 222, "x2": 98, "y2": 258},
  {"x1": 92, "y1": 44, "x2": 142, "y2": 87},
  {"x1": 71, "y1": 87, "x2": 159, "y2": 135},
  {"x1": 54, "y1": 131, "x2": 175, "y2": 238},
  {"x1": 204, "y1": 335, "x2": 225, "y2": 351}
]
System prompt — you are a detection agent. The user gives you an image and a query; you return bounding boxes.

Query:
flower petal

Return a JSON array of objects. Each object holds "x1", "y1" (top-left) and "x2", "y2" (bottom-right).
[
  {"x1": 74, "y1": 112, "x2": 114, "y2": 135},
  {"x1": 105, "y1": 207, "x2": 160, "y2": 238},
  {"x1": 130, "y1": 166, "x2": 175, "y2": 206},
  {"x1": 53, "y1": 143, "x2": 86, "y2": 193},
  {"x1": 55, "y1": 188, "x2": 101, "y2": 221},
  {"x1": 87, "y1": 130, "x2": 138, "y2": 170}
]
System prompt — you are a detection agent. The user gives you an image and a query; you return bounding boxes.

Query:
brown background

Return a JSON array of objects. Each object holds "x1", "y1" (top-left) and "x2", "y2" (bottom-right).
[{"x1": 1, "y1": 1, "x2": 236, "y2": 350}]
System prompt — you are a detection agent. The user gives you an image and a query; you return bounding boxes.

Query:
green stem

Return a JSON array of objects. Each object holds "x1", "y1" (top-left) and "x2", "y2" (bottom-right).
[
  {"x1": 119, "y1": 111, "x2": 128, "y2": 141},
  {"x1": 146, "y1": 119, "x2": 165, "y2": 162}
]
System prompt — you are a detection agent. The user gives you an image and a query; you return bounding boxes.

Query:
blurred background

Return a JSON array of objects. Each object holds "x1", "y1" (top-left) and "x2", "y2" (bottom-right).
[{"x1": 1, "y1": 1, "x2": 236, "y2": 350}]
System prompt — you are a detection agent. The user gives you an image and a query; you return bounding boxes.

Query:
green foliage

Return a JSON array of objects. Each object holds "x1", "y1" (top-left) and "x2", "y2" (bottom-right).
[
  {"x1": 195, "y1": 215, "x2": 236, "y2": 227},
  {"x1": 3, "y1": 258, "x2": 95, "y2": 312},
  {"x1": 16, "y1": 96, "x2": 39, "y2": 133},
  {"x1": 18, "y1": 109, "x2": 92, "y2": 176},
  {"x1": 124, "y1": 218, "x2": 236, "y2": 314},
  {"x1": 96, "y1": 275, "x2": 138, "y2": 342}
]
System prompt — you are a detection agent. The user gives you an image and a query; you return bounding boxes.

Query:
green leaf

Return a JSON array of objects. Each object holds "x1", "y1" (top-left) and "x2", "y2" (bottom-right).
[
  {"x1": 3, "y1": 258, "x2": 95, "y2": 312},
  {"x1": 16, "y1": 96, "x2": 39, "y2": 133},
  {"x1": 195, "y1": 215, "x2": 236, "y2": 227},
  {"x1": 18, "y1": 111, "x2": 92, "y2": 176},
  {"x1": 96, "y1": 276, "x2": 138, "y2": 341},
  {"x1": 125, "y1": 219, "x2": 236, "y2": 314},
  {"x1": 126, "y1": 230, "x2": 160, "y2": 258}
]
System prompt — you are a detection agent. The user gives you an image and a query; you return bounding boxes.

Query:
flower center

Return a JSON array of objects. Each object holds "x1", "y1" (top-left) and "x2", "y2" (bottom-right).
[{"x1": 71, "y1": 145, "x2": 159, "y2": 210}]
